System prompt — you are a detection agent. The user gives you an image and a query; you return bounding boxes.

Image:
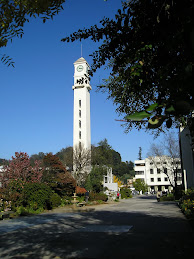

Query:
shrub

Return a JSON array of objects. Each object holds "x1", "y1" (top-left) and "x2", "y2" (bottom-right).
[
  {"x1": 23, "y1": 182, "x2": 53, "y2": 210},
  {"x1": 120, "y1": 187, "x2": 132, "y2": 199},
  {"x1": 89, "y1": 192, "x2": 108, "y2": 202},
  {"x1": 160, "y1": 193, "x2": 175, "y2": 201},
  {"x1": 179, "y1": 189, "x2": 194, "y2": 218},
  {"x1": 76, "y1": 186, "x2": 86, "y2": 196},
  {"x1": 49, "y1": 193, "x2": 62, "y2": 208}
]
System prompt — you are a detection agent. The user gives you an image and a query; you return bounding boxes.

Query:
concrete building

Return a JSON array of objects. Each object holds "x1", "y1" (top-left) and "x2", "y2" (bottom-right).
[{"x1": 134, "y1": 157, "x2": 182, "y2": 193}]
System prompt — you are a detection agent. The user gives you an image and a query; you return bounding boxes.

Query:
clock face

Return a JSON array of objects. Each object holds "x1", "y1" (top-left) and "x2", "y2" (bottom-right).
[{"x1": 77, "y1": 65, "x2": 83, "y2": 72}]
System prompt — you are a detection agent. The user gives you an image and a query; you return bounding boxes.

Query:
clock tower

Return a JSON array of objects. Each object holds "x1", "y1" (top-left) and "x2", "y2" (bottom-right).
[{"x1": 72, "y1": 57, "x2": 91, "y2": 181}]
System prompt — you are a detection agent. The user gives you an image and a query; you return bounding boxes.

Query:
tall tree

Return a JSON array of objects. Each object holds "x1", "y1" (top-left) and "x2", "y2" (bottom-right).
[
  {"x1": 62, "y1": 0, "x2": 193, "y2": 132},
  {"x1": 138, "y1": 147, "x2": 142, "y2": 160},
  {"x1": 0, "y1": 0, "x2": 66, "y2": 66}
]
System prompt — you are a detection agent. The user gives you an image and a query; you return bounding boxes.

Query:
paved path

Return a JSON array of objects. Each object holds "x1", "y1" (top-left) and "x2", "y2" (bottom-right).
[{"x1": 0, "y1": 195, "x2": 193, "y2": 258}]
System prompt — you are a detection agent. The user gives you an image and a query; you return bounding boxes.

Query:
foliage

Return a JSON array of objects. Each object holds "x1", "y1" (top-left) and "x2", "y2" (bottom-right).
[
  {"x1": 133, "y1": 179, "x2": 148, "y2": 193},
  {"x1": 76, "y1": 186, "x2": 87, "y2": 196},
  {"x1": 179, "y1": 189, "x2": 194, "y2": 218},
  {"x1": 92, "y1": 139, "x2": 134, "y2": 178},
  {"x1": 0, "y1": 158, "x2": 9, "y2": 166},
  {"x1": 62, "y1": 0, "x2": 193, "y2": 131},
  {"x1": 42, "y1": 153, "x2": 76, "y2": 196},
  {"x1": 85, "y1": 166, "x2": 106, "y2": 193},
  {"x1": 89, "y1": 192, "x2": 108, "y2": 202},
  {"x1": 1, "y1": 152, "x2": 43, "y2": 187},
  {"x1": 160, "y1": 193, "x2": 175, "y2": 201},
  {"x1": 23, "y1": 182, "x2": 53, "y2": 210},
  {"x1": 30, "y1": 152, "x2": 45, "y2": 166},
  {"x1": 92, "y1": 139, "x2": 121, "y2": 167},
  {"x1": 120, "y1": 187, "x2": 132, "y2": 199},
  {"x1": 15, "y1": 206, "x2": 44, "y2": 216},
  {"x1": 56, "y1": 146, "x2": 73, "y2": 170},
  {"x1": 0, "y1": 0, "x2": 66, "y2": 67},
  {"x1": 49, "y1": 193, "x2": 62, "y2": 208},
  {"x1": 113, "y1": 175, "x2": 123, "y2": 188}
]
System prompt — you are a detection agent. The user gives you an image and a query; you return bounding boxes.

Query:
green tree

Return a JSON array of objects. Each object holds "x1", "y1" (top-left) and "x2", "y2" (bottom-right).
[
  {"x1": 62, "y1": 0, "x2": 193, "y2": 131},
  {"x1": 133, "y1": 179, "x2": 148, "y2": 194},
  {"x1": 85, "y1": 166, "x2": 106, "y2": 193},
  {"x1": 0, "y1": 0, "x2": 66, "y2": 66},
  {"x1": 55, "y1": 147, "x2": 73, "y2": 171}
]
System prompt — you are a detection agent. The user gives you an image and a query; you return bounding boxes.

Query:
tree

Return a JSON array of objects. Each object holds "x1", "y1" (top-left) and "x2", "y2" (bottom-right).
[
  {"x1": 113, "y1": 175, "x2": 122, "y2": 188},
  {"x1": 92, "y1": 138, "x2": 121, "y2": 167},
  {"x1": 30, "y1": 152, "x2": 45, "y2": 166},
  {"x1": 133, "y1": 179, "x2": 148, "y2": 194},
  {"x1": 62, "y1": 0, "x2": 193, "y2": 132},
  {"x1": 138, "y1": 147, "x2": 142, "y2": 160},
  {"x1": 147, "y1": 132, "x2": 181, "y2": 197},
  {"x1": 85, "y1": 166, "x2": 106, "y2": 193},
  {"x1": 0, "y1": 152, "x2": 44, "y2": 209},
  {"x1": 73, "y1": 144, "x2": 91, "y2": 186},
  {"x1": 43, "y1": 153, "x2": 76, "y2": 196},
  {"x1": 55, "y1": 146, "x2": 73, "y2": 171},
  {"x1": 1, "y1": 152, "x2": 43, "y2": 187},
  {"x1": 0, "y1": 0, "x2": 66, "y2": 66}
]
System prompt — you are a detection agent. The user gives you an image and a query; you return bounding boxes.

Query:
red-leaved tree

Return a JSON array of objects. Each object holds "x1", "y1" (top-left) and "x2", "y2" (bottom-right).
[{"x1": 1, "y1": 152, "x2": 43, "y2": 187}]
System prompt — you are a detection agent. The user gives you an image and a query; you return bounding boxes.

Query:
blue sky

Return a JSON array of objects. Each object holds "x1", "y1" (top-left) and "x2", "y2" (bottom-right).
[{"x1": 0, "y1": 0, "x2": 178, "y2": 162}]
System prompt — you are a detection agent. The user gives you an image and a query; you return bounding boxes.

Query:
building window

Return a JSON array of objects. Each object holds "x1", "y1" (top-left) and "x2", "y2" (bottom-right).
[
  {"x1": 135, "y1": 163, "x2": 145, "y2": 166},
  {"x1": 79, "y1": 120, "x2": 81, "y2": 128},
  {"x1": 164, "y1": 168, "x2": 167, "y2": 174},
  {"x1": 79, "y1": 131, "x2": 81, "y2": 139},
  {"x1": 150, "y1": 162, "x2": 153, "y2": 165},
  {"x1": 135, "y1": 171, "x2": 144, "y2": 175},
  {"x1": 79, "y1": 110, "x2": 81, "y2": 118},
  {"x1": 157, "y1": 178, "x2": 161, "y2": 182},
  {"x1": 79, "y1": 99, "x2": 81, "y2": 108},
  {"x1": 151, "y1": 178, "x2": 154, "y2": 182},
  {"x1": 150, "y1": 169, "x2": 153, "y2": 174},
  {"x1": 104, "y1": 177, "x2": 107, "y2": 183},
  {"x1": 79, "y1": 142, "x2": 81, "y2": 149},
  {"x1": 164, "y1": 177, "x2": 168, "y2": 181},
  {"x1": 157, "y1": 168, "x2": 161, "y2": 174}
]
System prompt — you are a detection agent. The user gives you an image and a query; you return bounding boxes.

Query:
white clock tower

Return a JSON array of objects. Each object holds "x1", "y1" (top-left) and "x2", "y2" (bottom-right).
[{"x1": 72, "y1": 57, "x2": 91, "y2": 180}]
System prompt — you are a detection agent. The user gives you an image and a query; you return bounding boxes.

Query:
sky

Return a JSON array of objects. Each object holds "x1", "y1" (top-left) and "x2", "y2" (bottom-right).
[{"x1": 0, "y1": 0, "x2": 178, "y2": 163}]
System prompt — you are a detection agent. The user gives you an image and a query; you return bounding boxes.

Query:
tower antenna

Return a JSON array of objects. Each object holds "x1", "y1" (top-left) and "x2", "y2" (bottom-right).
[{"x1": 81, "y1": 43, "x2": 83, "y2": 57}]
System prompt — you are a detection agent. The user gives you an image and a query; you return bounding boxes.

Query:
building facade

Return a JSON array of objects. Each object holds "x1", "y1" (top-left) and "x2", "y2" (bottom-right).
[
  {"x1": 134, "y1": 157, "x2": 182, "y2": 193},
  {"x1": 72, "y1": 57, "x2": 92, "y2": 179}
]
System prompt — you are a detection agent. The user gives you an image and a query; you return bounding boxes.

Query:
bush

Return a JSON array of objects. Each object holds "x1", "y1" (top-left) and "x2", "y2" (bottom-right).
[
  {"x1": 50, "y1": 193, "x2": 62, "y2": 208},
  {"x1": 23, "y1": 182, "x2": 53, "y2": 210},
  {"x1": 89, "y1": 192, "x2": 108, "y2": 202},
  {"x1": 160, "y1": 193, "x2": 175, "y2": 201},
  {"x1": 179, "y1": 189, "x2": 194, "y2": 218},
  {"x1": 120, "y1": 188, "x2": 132, "y2": 199}
]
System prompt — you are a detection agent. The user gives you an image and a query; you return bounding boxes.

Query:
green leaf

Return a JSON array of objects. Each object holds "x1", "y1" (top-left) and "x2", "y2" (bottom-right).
[
  {"x1": 165, "y1": 105, "x2": 175, "y2": 112},
  {"x1": 125, "y1": 111, "x2": 151, "y2": 121},
  {"x1": 145, "y1": 103, "x2": 158, "y2": 111}
]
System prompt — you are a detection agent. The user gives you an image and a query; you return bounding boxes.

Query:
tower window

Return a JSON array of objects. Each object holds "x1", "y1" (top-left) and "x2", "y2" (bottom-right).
[
  {"x1": 79, "y1": 131, "x2": 81, "y2": 139},
  {"x1": 79, "y1": 100, "x2": 81, "y2": 108},
  {"x1": 79, "y1": 120, "x2": 81, "y2": 128},
  {"x1": 79, "y1": 110, "x2": 81, "y2": 118}
]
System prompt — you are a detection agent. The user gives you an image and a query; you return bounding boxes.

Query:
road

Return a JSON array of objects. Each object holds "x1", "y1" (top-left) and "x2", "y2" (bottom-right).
[{"x1": 0, "y1": 195, "x2": 193, "y2": 258}]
